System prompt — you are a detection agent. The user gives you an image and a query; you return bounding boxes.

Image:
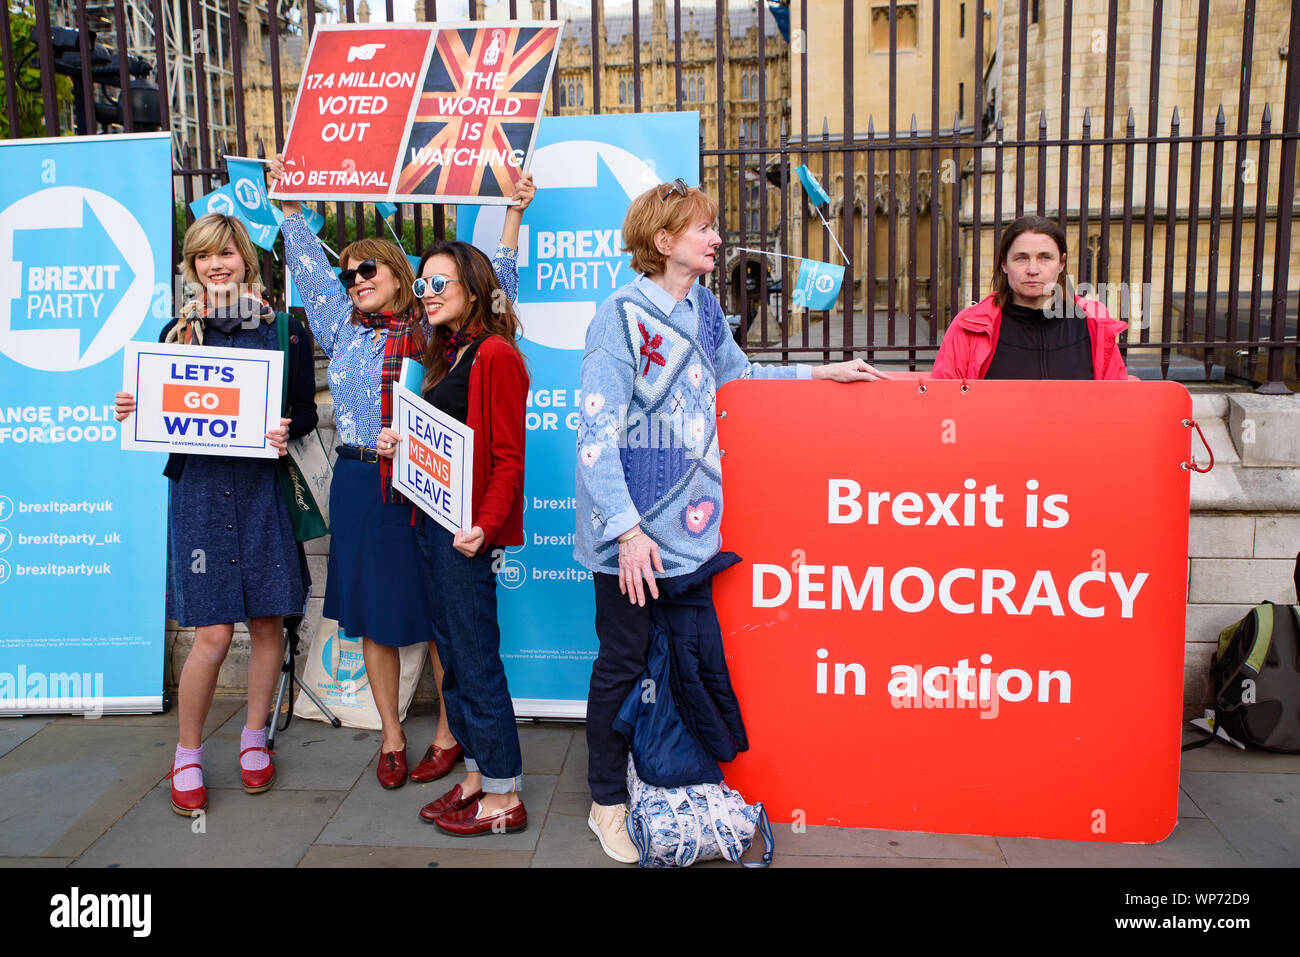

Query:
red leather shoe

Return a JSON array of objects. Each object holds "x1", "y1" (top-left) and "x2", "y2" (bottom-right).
[
  {"x1": 418, "y1": 783, "x2": 484, "y2": 823},
  {"x1": 409, "y1": 742, "x2": 463, "y2": 783},
  {"x1": 167, "y1": 762, "x2": 207, "y2": 816},
  {"x1": 240, "y1": 746, "x2": 276, "y2": 794},
  {"x1": 376, "y1": 744, "x2": 408, "y2": 789},
  {"x1": 434, "y1": 800, "x2": 527, "y2": 837}
]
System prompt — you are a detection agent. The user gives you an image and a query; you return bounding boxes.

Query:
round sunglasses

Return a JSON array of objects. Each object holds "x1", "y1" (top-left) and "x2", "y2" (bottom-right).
[
  {"x1": 338, "y1": 259, "x2": 378, "y2": 289},
  {"x1": 412, "y1": 275, "x2": 461, "y2": 298}
]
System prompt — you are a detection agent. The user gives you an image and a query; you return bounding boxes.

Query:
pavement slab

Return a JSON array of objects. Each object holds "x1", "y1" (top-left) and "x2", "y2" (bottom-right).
[
  {"x1": 0, "y1": 722, "x2": 178, "y2": 859},
  {"x1": 774, "y1": 823, "x2": 1005, "y2": 862},
  {"x1": 996, "y1": 818, "x2": 1247, "y2": 868},
  {"x1": 1180, "y1": 771, "x2": 1300, "y2": 866},
  {"x1": 204, "y1": 706, "x2": 380, "y2": 792},
  {"x1": 72, "y1": 785, "x2": 344, "y2": 868},
  {"x1": 0, "y1": 716, "x2": 52, "y2": 760},
  {"x1": 317, "y1": 771, "x2": 556, "y2": 851},
  {"x1": 298, "y1": 844, "x2": 533, "y2": 868}
]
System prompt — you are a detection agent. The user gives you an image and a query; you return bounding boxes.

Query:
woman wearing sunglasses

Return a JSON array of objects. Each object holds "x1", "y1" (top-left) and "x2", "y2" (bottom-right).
[
  {"x1": 269, "y1": 155, "x2": 533, "y2": 790},
  {"x1": 376, "y1": 241, "x2": 529, "y2": 835},
  {"x1": 574, "y1": 180, "x2": 891, "y2": 862}
]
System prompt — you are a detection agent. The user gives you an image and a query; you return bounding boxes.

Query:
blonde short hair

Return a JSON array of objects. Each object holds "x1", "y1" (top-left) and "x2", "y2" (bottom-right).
[
  {"x1": 338, "y1": 236, "x2": 418, "y2": 319},
  {"x1": 181, "y1": 214, "x2": 261, "y2": 294},
  {"x1": 622, "y1": 183, "x2": 719, "y2": 276}
]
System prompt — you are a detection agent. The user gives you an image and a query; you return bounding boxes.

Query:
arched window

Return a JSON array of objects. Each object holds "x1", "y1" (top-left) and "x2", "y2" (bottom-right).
[
  {"x1": 698, "y1": 77, "x2": 705, "y2": 100},
  {"x1": 568, "y1": 83, "x2": 576, "y2": 107},
  {"x1": 619, "y1": 80, "x2": 626, "y2": 105},
  {"x1": 559, "y1": 83, "x2": 567, "y2": 107},
  {"x1": 688, "y1": 78, "x2": 696, "y2": 101},
  {"x1": 577, "y1": 81, "x2": 584, "y2": 106},
  {"x1": 741, "y1": 74, "x2": 749, "y2": 99}
]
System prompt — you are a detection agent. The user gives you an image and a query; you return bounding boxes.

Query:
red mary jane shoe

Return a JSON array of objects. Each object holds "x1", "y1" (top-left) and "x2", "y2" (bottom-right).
[
  {"x1": 167, "y1": 762, "x2": 207, "y2": 816},
  {"x1": 240, "y1": 746, "x2": 276, "y2": 794}
]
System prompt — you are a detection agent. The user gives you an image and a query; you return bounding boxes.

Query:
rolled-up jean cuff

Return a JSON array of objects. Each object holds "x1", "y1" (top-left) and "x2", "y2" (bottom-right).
[{"x1": 464, "y1": 757, "x2": 522, "y2": 794}]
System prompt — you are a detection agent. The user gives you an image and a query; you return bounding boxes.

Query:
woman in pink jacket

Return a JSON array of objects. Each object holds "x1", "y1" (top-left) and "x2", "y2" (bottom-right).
[{"x1": 931, "y1": 216, "x2": 1128, "y2": 380}]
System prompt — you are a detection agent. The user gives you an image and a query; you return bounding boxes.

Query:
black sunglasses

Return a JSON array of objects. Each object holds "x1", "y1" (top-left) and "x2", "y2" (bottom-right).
[
  {"x1": 339, "y1": 259, "x2": 378, "y2": 289},
  {"x1": 658, "y1": 178, "x2": 694, "y2": 200},
  {"x1": 412, "y1": 275, "x2": 461, "y2": 298}
]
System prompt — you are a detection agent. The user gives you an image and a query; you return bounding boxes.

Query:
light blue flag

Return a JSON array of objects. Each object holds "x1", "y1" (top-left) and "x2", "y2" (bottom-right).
[
  {"x1": 376, "y1": 201, "x2": 398, "y2": 220},
  {"x1": 795, "y1": 163, "x2": 831, "y2": 207},
  {"x1": 189, "y1": 182, "x2": 278, "y2": 251},
  {"x1": 406, "y1": 254, "x2": 421, "y2": 273},
  {"x1": 791, "y1": 257, "x2": 845, "y2": 311},
  {"x1": 225, "y1": 157, "x2": 279, "y2": 228}
]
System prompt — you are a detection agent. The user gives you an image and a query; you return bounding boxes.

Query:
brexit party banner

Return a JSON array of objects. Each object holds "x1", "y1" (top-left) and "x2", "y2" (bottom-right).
[
  {"x1": 460, "y1": 112, "x2": 700, "y2": 717},
  {"x1": 120, "y1": 343, "x2": 283, "y2": 459},
  {"x1": 271, "y1": 21, "x2": 563, "y2": 204},
  {"x1": 393, "y1": 360, "x2": 474, "y2": 534},
  {"x1": 712, "y1": 379, "x2": 1192, "y2": 842},
  {"x1": 790, "y1": 258, "x2": 845, "y2": 311},
  {"x1": 0, "y1": 133, "x2": 172, "y2": 715}
]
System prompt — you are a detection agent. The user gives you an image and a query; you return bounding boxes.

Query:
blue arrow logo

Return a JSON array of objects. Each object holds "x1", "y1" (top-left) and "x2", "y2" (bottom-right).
[{"x1": 11, "y1": 197, "x2": 135, "y2": 358}]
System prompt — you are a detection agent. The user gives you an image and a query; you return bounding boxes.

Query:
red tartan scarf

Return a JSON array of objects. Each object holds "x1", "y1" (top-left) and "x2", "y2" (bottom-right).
[{"x1": 357, "y1": 306, "x2": 424, "y2": 502}]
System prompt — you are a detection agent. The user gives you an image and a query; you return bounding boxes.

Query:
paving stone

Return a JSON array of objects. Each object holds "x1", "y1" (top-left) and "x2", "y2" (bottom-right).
[
  {"x1": 531, "y1": 797, "x2": 633, "y2": 868},
  {"x1": 0, "y1": 856, "x2": 71, "y2": 867},
  {"x1": 0, "y1": 722, "x2": 177, "y2": 858},
  {"x1": 317, "y1": 771, "x2": 555, "y2": 851},
  {"x1": 0, "y1": 716, "x2": 52, "y2": 759},
  {"x1": 202, "y1": 706, "x2": 380, "y2": 791},
  {"x1": 765, "y1": 855, "x2": 1006, "y2": 868},
  {"x1": 555, "y1": 730, "x2": 589, "y2": 793},
  {"x1": 996, "y1": 819, "x2": 1246, "y2": 867},
  {"x1": 298, "y1": 844, "x2": 532, "y2": 868},
  {"x1": 518, "y1": 721, "x2": 577, "y2": 775},
  {"x1": 1180, "y1": 771, "x2": 1300, "y2": 866},
  {"x1": 72, "y1": 785, "x2": 343, "y2": 868},
  {"x1": 775, "y1": 824, "x2": 1004, "y2": 861},
  {"x1": 1178, "y1": 788, "x2": 1206, "y2": 819}
]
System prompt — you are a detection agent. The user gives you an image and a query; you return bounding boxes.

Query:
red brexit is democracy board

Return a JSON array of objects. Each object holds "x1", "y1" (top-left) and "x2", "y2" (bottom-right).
[
  {"x1": 270, "y1": 22, "x2": 562, "y2": 204},
  {"x1": 713, "y1": 380, "x2": 1193, "y2": 843}
]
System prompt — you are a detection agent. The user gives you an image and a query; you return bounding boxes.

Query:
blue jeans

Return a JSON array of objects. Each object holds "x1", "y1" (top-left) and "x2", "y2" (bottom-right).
[{"x1": 415, "y1": 518, "x2": 523, "y2": 794}]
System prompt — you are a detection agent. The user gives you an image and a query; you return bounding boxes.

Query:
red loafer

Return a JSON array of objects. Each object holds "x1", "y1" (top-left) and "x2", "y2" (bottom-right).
[
  {"x1": 419, "y1": 783, "x2": 484, "y2": 822},
  {"x1": 434, "y1": 800, "x2": 527, "y2": 837},
  {"x1": 409, "y1": 742, "x2": 463, "y2": 783},
  {"x1": 167, "y1": 762, "x2": 207, "y2": 816},
  {"x1": 376, "y1": 744, "x2": 408, "y2": 790},
  {"x1": 239, "y1": 746, "x2": 276, "y2": 794}
]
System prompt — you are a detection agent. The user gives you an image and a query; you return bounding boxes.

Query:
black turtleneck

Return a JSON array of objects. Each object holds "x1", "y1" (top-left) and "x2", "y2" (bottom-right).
[{"x1": 983, "y1": 300, "x2": 1093, "y2": 380}]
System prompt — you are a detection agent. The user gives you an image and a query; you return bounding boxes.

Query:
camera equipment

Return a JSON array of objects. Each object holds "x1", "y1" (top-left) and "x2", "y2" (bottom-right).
[{"x1": 21, "y1": 24, "x2": 162, "y2": 133}]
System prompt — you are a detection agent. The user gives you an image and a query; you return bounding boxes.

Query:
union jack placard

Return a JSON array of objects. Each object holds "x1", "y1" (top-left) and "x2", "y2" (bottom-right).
[{"x1": 272, "y1": 21, "x2": 563, "y2": 205}]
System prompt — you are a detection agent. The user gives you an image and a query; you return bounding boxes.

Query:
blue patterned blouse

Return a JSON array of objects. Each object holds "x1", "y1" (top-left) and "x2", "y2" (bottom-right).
[{"x1": 280, "y1": 212, "x2": 518, "y2": 447}]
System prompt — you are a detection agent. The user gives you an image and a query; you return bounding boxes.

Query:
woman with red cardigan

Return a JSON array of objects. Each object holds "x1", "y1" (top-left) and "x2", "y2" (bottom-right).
[
  {"x1": 377, "y1": 240, "x2": 529, "y2": 836},
  {"x1": 931, "y1": 215, "x2": 1129, "y2": 380}
]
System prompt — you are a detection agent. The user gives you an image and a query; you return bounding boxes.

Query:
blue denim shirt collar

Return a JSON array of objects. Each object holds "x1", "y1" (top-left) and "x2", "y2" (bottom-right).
[{"x1": 634, "y1": 272, "x2": 700, "y2": 318}]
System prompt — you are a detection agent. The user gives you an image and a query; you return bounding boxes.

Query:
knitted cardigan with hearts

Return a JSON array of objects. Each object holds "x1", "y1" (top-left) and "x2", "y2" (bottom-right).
[{"x1": 573, "y1": 275, "x2": 809, "y2": 578}]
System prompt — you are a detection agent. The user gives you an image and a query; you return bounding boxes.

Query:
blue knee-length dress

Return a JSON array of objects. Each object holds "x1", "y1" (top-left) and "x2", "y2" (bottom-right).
[{"x1": 163, "y1": 314, "x2": 318, "y2": 628}]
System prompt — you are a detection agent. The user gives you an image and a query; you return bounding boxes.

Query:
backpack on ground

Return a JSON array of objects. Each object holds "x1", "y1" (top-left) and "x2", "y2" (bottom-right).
[
  {"x1": 624, "y1": 755, "x2": 774, "y2": 868},
  {"x1": 1186, "y1": 583, "x2": 1300, "y2": 753}
]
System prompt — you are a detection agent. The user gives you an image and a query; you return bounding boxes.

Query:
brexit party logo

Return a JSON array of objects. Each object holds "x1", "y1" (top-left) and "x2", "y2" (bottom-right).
[
  {"x1": 0, "y1": 186, "x2": 155, "y2": 372},
  {"x1": 469, "y1": 138, "x2": 660, "y2": 351}
]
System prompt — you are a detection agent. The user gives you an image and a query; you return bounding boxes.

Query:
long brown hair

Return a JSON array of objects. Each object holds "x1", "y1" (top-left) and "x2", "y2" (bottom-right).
[
  {"x1": 416, "y1": 241, "x2": 527, "y2": 394},
  {"x1": 338, "y1": 236, "x2": 418, "y2": 321},
  {"x1": 991, "y1": 215, "x2": 1073, "y2": 310}
]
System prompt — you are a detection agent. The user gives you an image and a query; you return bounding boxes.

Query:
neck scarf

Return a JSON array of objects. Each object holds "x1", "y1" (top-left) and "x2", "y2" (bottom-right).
[
  {"x1": 436, "y1": 323, "x2": 480, "y2": 367},
  {"x1": 168, "y1": 293, "x2": 273, "y2": 345},
  {"x1": 358, "y1": 306, "x2": 425, "y2": 502}
]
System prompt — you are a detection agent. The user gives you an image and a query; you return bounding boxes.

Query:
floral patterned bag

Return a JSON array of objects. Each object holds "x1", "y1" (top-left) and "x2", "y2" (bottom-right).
[{"x1": 624, "y1": 755, "x2": 774, "y2": 868}]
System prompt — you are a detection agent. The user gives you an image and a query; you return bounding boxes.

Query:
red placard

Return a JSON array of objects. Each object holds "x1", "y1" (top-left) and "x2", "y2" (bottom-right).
[
  {"x1": 713, "y1": 379, "x2": 1191, "y2": 843},
  {"x1": 272, "y1": 22, "x2": 562, "y2": 204}
]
